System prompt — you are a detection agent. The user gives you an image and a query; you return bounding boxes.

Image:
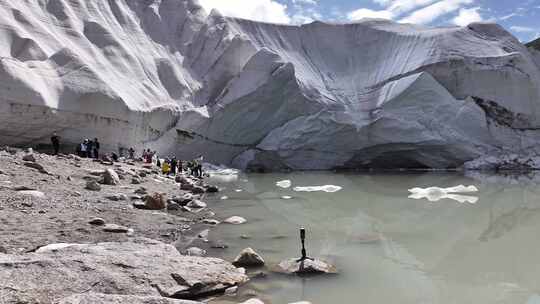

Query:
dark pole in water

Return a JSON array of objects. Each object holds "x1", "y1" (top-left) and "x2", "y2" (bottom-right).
[{"x1": 296, "y1": 227, "x2": 313, "y2": 263}]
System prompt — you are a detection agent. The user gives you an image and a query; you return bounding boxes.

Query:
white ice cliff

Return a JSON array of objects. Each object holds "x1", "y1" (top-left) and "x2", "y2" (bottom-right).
[{"x1": 1, "y1": 0, "x2": 540, "y2": 170}]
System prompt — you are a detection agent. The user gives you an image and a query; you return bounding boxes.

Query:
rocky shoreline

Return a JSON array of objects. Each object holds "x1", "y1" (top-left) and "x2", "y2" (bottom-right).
[{"x1": 0, "y1": 147, "x2": 313, "y2": 304}]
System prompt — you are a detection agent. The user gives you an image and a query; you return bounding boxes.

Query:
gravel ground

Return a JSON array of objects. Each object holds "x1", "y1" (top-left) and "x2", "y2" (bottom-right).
[{"x1": 0, "y1": 147, "x2": 220, "y2": 254}]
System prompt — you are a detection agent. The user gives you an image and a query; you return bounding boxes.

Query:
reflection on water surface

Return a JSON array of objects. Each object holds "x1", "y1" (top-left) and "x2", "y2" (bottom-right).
[{"x1": 206, "y1": 171, "x2": 540, "y2": 304}]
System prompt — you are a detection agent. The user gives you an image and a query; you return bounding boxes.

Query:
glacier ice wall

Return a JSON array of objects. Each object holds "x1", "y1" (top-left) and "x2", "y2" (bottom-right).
[{"x1": 1, "y1": 0, "x2": 540, "y2": 170}]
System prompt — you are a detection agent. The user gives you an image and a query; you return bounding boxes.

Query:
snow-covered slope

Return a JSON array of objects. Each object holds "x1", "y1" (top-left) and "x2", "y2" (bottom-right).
[{"x1": 1, "y1": 0, "x2": 540, "y2": 170}]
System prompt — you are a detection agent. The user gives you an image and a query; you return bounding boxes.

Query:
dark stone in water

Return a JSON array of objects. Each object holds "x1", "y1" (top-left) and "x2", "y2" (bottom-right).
[{"x1": 274, "y1": 258, "x2": 337, "y2": 276}]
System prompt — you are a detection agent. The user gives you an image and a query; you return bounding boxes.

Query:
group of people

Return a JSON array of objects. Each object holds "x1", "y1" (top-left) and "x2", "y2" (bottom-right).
[
  {"x1": 159, "y1": 155, "x2": 204, "y2": 178},
  {"x1": 76, "y1": 138, "x2": 100, "y2": 158},
  {"x1": 50, "y1": 132, "x2": 100, "y2": 158},
  {"x1": 49, "y1": 132, "x2": 205, "y2": 178},
  {"x1": 141, "y1": 149, "x2": 157, "y2": 163}
]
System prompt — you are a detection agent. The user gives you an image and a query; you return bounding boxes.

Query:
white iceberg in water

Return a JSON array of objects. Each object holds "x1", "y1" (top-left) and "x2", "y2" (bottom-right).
[
  {"x1": 276, "y1": 180, "x2": 292, "y2": 188},
  {"x1": 293, "y1": 185, "x2": 342, "y2": 193},
  {"x1": 408, "y1": 185, "x2": 479, "y2": 204},
  {"x1": 204, "y1": 163, "x2": 239, "y2": 182}
]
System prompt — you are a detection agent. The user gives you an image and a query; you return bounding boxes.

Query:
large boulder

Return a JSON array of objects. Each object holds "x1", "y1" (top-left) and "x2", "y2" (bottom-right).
[
  {"x1": 85, "y1": 180, "x2": 101, "y2": 191},
  {"x1": 0, "y1": 238, "x2": 248, "y2": 303},
  {"x1": 224, "y1": 216, "x2": 247, "y2": 225},
  {"x1": 140, "y1": 193, "x2": 167, "y2": 210},
  {"x1": 58, "y1": 293, "x2": 202, "y2": 304},
  {"x1": 274, "y1": 258, "x2": 337, "y2": 276},
  {"x1": 22, "y1": 153, "x2": 36, "y2": 162},
  {"x1": 103, "y1": 169, "x2": 120, "y2": 185},
  {"x1": 233, "y1": 248, "x2": 265, "y2": 268}
]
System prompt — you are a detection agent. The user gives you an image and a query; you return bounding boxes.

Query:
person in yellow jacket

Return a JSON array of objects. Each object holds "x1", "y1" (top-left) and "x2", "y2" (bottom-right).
[{"x1": 162, "y1": 159, "x2": 171, "y2": 175}]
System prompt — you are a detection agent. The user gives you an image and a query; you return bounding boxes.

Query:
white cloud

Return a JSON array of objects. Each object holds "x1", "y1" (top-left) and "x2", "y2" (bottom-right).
[
  {"x1": 347, "y1": 0, "x2": 456, "y2": 22},
  {"x1": 400, "y1": 0, "x2": 474, "y2": 25},
  {"x1": 291, "y1": 13, "x2": 314, "y2": 24},
  {"x1": 198, "y1": 0, "x2": 291, "y2": 24},
  {"x1": 383, "y1": 0, "x2": 439, "y2": 15},
  {"x1": 292, "y1": 0, "x2": 317, "y2": 5},
  {"x1": 510, "y1": 25, "x2": 536, "y2": 33},
  {"x1": 499, "y1": 12, "x2": 518, "y2": 21},
  {"x1": 347, "y1": 8, "x2": 394, "y2": 20},
  {"x1": 453, "y1": 6, "x2": 482, "y2": 26}
]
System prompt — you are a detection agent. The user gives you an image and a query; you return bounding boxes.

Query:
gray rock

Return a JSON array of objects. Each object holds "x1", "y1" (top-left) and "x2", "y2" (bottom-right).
[
  {"x1": 184, "y1": 247, "x2": 206, "y2": 257},
  {"x1": 202, "y1": 219, "x2": 220, "y2": 225},
  {"x1": 187, "y1": 200, "x2": 207, "y2": 209},
  {"x1": 171, "y1": 194, "x2": 193, "y2": 206},
  {"x1": 88, "y1": 169, "x2": 106, "y2": 176},
  {"x1": 180, "y1": 183, "x2": 194, "y2": 191},
  {"x1": 105, "y1": 194, "x2": 128, "y2": 201},
  {"x1": 0, "y1": 238, "x2": 247, "y2": 303},
  {"x1": 22, "y1": 154, "x2": 36, "y2": 162},
  {"x1": 58, "y1": 293, "x2": 202, "y2": 304},
  {"x1": 19, "y1": 190, "x2": 46, "y2": 199},
  {"x1": 24, "y1": 162, "x2": 49, "y2": 174},
  {"x1": 132, "y1": 201, "x2": 147, "y2": 209},
  {"x1": 191, "y1": 186, "x2": 205, "y2": 194},
  {"x1": 102, "y1": 224, "x2": 130, "y2": 233},
  {"x1": 175, "y1": 175, "x2": 187, "y2": 184},
  {"x1": 224, "y1": 216, "x2": 247, "y2": 225},
  {"x1": 210, "y1": 241, "x2": 228, "y2": 249},
  {"x1": 103, "y1": 169, "x2": 120, "y2": 185},
  {"x1": 134, "y1": 187, "x2": 147, "y2": 195},
  {"x1": 274, "y1": 258, "x2": 337, "y2": 276},
  {"x1": 198, "y1": 229, "x2": 209, "y2": 240},
  {"x1": 0, "y1": 245, "x2": 6, "y2": 254},
  {"x1": 240, "y1": 299, "x2": 265, "y2": 304},
  {"x1": 233, "y1": 248, "x2": 265, "y2": 268},
  {"x1": 143, "y1": 193, "x2": 167, "y2": 210},
  {"x1": 131, "y1": 177, "x2": 142, "y2": 184},
  {"x1": 205, "y1": 185, "x2": 219, "y2": 193},
  {"x1": 13, "y1": 185, "x2": 36, "y2": 191},
  {"x1": 85, "y1": 180, "x2": 101, "y2": 191},
  {"x1": 88, "y1": 218, "x2": 106, "y2": 226},
  {"x1": 167, "y1": 201, "x2": 181, "y2": 211}
]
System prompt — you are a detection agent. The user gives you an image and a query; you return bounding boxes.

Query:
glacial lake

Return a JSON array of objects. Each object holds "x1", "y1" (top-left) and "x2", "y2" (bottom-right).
[{"x1": 206, "y1": 171, "x2": 540, "y2": 304}]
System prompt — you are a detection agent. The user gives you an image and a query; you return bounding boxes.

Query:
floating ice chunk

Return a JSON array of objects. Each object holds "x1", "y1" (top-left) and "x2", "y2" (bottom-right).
[
  {"x1": 235, "y1": 189, "x2": 243, "y2": 192},
  {"x1": 204, "y1": 163, "x2": 239, "y2": 175},
  {"x1": 220, "y1": 196, "x2": 229, "y2": 200},
  {"x1": 444, "y1": 194, "x2": 479, "y2": 204},
  {"x1": 408, "y1": 185, "x2": 479, "y2": 204},
  {"x1": 444, "y1": 185, "x2": 478, "y2": 193},
  {"x1": 205, "y1": 163, "x2": 239, "y2": 182},
  {"x1": 276, "y1": 180, "x2": 291, "y2": 188},
  {"x1": 281, "y1": 195, "x2": 292, "y2": 199},
  {"x1": 293, "y1": 185, "x2": 342, "y2": 193}
]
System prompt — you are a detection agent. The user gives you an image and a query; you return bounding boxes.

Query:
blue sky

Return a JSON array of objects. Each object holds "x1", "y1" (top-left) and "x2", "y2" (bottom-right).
[{"x1": 198, "y1": 0, "x2": 540, "y2": 42}]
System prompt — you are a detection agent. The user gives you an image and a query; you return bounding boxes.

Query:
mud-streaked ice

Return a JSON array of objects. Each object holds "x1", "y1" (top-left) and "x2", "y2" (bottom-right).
[{"x1": 1, "y1": 0, "x2": 540, "y2": 170}]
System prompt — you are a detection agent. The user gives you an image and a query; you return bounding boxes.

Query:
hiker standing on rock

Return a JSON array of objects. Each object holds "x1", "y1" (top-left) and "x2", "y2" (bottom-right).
[
  {"x1": 162, "y1": 158, "x2": 170, "y2": 175},
  {"x1": 170, "y1": 157, "x2": 178, "y2": 176},
  {"x1": 51, "y1": 132, "x2": 60, "y2": 155},
  {"x1": 79, "y1": 139, "x2": 89, "y2": 157},
  {"x1": 92, "y1": 138, "x2": 100, "y2": 159},
  {"x1": 128, "y1": 147, "x2": 135, "y2": 159},
  {"x1": 193, "y1": 155, "x2": 203, "y2": 178},
  {"x1": 86, "y1": 139, "x2": 94, "y2": 159}
]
